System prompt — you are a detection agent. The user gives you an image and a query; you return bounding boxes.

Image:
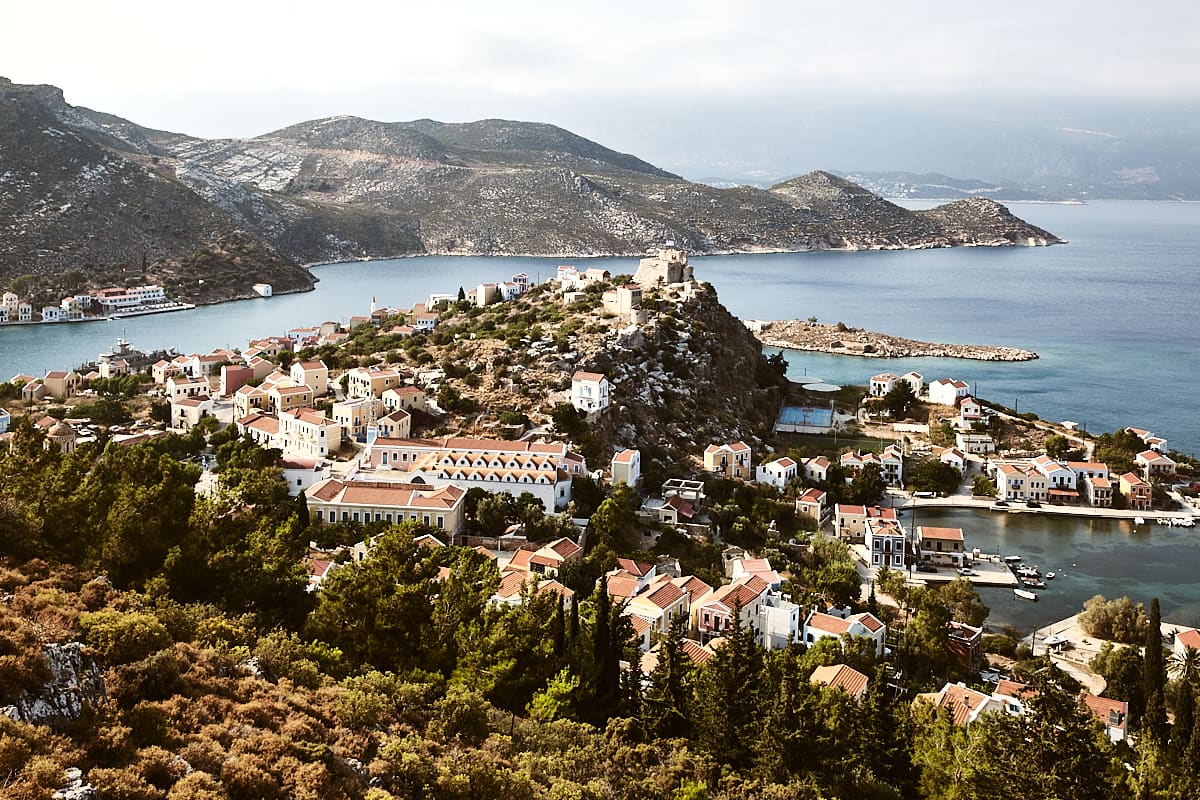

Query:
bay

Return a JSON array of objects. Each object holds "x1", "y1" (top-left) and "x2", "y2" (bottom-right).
[
  {"x1": 908, "y1": 508, "x2": 1200, "y2": 630},
  {"x1": 2, "y1": 201, "x2": 1196, "y2": 452}
]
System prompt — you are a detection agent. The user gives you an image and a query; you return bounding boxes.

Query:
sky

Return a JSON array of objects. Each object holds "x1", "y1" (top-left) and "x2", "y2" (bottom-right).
[{"x1": 3, "y1": 1, "x2": 1198, "y2": 178}]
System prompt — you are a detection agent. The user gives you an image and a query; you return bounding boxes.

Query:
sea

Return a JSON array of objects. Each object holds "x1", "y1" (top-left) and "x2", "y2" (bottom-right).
[{"x1": 1, "y1": 200, "x2": 1197, "y2": 628}]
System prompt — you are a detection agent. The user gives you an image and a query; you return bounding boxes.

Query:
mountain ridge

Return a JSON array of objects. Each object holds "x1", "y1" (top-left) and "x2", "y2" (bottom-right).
[{"x1": 0, "y1": 78, "x2": 1062, "y2": 306}]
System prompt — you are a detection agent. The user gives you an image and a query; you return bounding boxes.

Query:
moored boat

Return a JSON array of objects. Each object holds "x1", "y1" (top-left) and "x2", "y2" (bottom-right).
[{"x1": 1014, "y1": 588, "x2": 1039, "y2": 602}]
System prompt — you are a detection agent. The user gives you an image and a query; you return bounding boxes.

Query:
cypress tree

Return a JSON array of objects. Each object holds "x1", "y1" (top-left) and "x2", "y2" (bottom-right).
[
  {"x1": 1187, "y1": 696, "x2": 1200, "y2": 773},
  {"x1": 568, "y1": 595, "x2": 580, "y2": 643},
  {"x1": 1143, "y1": 598, "x2": 1168, "y2": 741},
  {"x1": 552, "y1": 596, "x2": 566, "y2": 657},
  {"x1": 642, "y1": 616, "x2": 694, "y2": 738},
  {"x1": 1176, "y1": 680, "x2": 1196, "y2": 754}
]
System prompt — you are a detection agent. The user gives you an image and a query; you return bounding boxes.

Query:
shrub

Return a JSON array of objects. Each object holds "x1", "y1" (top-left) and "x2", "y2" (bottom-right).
[
  {"x1": 1077, "y1": 594, "x2": 1148, "y2": 644},
  {"x1": 80, "y1": 609, "x2": 173, "y2": 665}
]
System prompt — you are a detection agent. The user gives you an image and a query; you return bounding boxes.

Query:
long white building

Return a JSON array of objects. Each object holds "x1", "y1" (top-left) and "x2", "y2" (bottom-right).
[{"x1": 363, "y1": 435, "x2": 586, "y2": 512}]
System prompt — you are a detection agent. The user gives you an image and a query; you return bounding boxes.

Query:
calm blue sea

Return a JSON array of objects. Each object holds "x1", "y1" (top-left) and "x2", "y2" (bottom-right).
[
  {"x1": 2, "y1": 201, "x2": 1195, "y2": 451},
  {"x1": 1, "y1": 199, "x2": 1198, "y2": 627}
]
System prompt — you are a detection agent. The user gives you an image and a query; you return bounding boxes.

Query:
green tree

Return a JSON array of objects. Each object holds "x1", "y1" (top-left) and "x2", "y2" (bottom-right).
[
  {"x1": 693, "y1": 600, "x2": 764, "y2": 768},
  {"x1": 641, "y1": 616, "x2": 695, "y2": 739},
  {"x1": 906, "y1": 458, "x2": 961, "y2": 495},
  {"x1": 847, "y1": 463, "x2": 886, "y2": 505},
  {"x1": 588, "y1": 484, "x2": 638, "y2": 553},
  {"x1": 1144, "y1": 597, "x2": 1168, "y2": 742},
  {"x1": 1091, "y1": 641, "x2": 1146, "y2": 721},
  {"x1": 972, "y1": 474, "x2": 997, "y2": 496},
  {"x1": 306, "y1": 525, "x2": 439, "y2": 672},
  {"x1": 883, "y1": 381, "x2": 917, "y2": 418}
]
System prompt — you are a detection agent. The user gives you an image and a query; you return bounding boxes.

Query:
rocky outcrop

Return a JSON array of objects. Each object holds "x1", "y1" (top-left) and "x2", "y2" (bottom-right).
[
  {"x1": 1, "y1": 642, "x2": 106, "y2": 729},
  {"x1": 52, "y1": 768, "x2": 97, "y2": 800},
  {"x1": 750, "y1": 319, "x2": 1038, "y2": 361},
  {"x1": 0, "y1": 77, "x2": 1062, "y2": 307}
]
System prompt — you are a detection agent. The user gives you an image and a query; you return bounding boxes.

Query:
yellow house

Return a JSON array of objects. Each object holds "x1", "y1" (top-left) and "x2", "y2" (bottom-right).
[{"x1": 703, "y1": 441, "x2": 752, "y2": 479}]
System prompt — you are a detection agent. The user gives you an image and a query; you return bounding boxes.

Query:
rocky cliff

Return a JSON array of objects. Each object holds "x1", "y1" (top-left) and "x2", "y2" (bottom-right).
[
  {"x1": 0, "y1": 641, "x2": 106, "y2": 729},
  {"x1": 0, "y1": 78, "x2": 1062, "y2": 304}
]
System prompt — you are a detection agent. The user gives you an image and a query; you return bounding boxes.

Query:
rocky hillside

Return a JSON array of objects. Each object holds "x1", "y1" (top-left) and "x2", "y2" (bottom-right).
[
  {"x1": 1, "y1": 77, "x2": 1062, "y2": 304},
  {"x1": 315, "y1": 268, "x2": 785, "y2": 472},
  {"x1": 768, "y1": 172, "x2": 1060, "y2": 248}
]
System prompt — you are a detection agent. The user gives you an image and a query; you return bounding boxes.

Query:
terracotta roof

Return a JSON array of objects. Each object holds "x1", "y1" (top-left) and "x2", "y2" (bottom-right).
[
  {"x1": 612, "y1": 448, "x2": 639, "y2": 464},
  {"x1": 627, "y1": 614, "x2": 654, "y2": 636},
  {"x1": 1176, "y1": 629, "x2": 1200, "y2": 650},
  {"x1": 1081, "y1": 693, "x2": 1128, "y2": 731},
  {"x1": 572, "y1": 371, "x2": 607, "y2": 383},
  {"x1": 673, "y1": 575, "x2": 712, "y2": 604},
  {"x1": 806, "y1": 612, "x2": 852, "y2": 635},
  {"x1": 640, "y1": 581, "x2": 685, "y2": 610},
  {"x1": 797, "y1": 488, "x2": 826, "y2": 503},
  {"x1": 495, "y1": 571, "x2": 528, "y2": 598},
  {"x1": 617, "y1": 558, "x2": 653, "y2": 577},
  {"x1": 919, "y1": 526, "x2": 964, "y2": 542},
  {"x1": 934, "y1": 683, "x2": 992, "y2": 726},
  {"x1": 606, "y1": 574, "x2": 641, "y2": 600},
  {"x1": 810, "y1": 664, "x2": 870, "y2": 699},
  {"x1": 662, "y1": 494, "x2": 695, "y2": 519},
  {"x1": 681, "y1": 639, "x2": 716, "y2": 666}
]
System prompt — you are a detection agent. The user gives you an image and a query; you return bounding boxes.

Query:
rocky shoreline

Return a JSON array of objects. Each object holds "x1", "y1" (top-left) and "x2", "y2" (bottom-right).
[{"x1": 747, "y1": 319, "x2": 1038, "y2": 361}]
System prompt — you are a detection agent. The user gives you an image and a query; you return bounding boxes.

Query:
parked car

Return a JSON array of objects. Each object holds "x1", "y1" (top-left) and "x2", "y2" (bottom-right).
[
  {"x1": 1026, "y1": 501, "x2": 1041, "y2": 508},
  {"x1": 959, "y1": 567, "x2": 977, "y2": 576},
  {"x1": 994, "y1": 500, "x2": 1009, "y2": 507},
  {"x1": 916, "y1": 564, "x2": 938, "y2": 574}
]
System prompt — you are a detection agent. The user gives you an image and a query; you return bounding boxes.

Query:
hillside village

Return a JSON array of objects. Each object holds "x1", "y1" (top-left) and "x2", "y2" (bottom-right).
[{"x1": 3, "y1": 248, "x2": 1200, "y2": 799}]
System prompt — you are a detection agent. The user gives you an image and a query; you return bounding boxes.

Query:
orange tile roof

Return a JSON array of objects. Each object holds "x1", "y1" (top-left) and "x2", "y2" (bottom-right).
[
  {"x1": 920, "y1": 526, "x2": 964, "y2": 542},
  {"x1": 810, "y1": 664, "x2": 870, "y2": 699},
  {"x1": 806, "y1": 612, "x2": 852, "y2": 635}
]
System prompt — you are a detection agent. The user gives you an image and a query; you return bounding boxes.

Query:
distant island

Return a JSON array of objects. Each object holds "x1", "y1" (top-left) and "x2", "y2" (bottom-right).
[
  {"x1": 748, "y1": 318, "x2": 1038, "y2": 361},
  {"x1": 1, "y1": 76, "x2": 1060, "y2": 309}
]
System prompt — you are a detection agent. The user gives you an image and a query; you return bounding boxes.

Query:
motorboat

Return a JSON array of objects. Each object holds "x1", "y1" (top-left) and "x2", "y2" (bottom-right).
[
  {"x1": 1014, "y1": 588, "x2": 1039, "y2": 601},
  {"x1": 1016, "y1": 566, "x2": 1040, "y2": 577},
  {"x1": 1004, "y1": 555, "x2": 1023, "y2": 563},
  {"x1": 1022, "y1": 578, "x2": 1047, "y2": 589},
  {"x1": 1135, "y1": 516, "x2": 1146, "y2": 526},
  {"x1": 1045, "y1": 571, "x2": 1056, "y2": 580}
]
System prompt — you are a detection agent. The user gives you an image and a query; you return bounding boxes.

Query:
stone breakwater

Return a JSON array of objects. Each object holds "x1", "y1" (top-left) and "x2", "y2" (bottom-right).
[{"x1": 746, "y1": 319, "x2": 1038, "y2": 362}]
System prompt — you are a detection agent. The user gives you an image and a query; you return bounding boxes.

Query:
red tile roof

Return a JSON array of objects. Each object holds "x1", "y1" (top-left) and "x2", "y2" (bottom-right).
[{"x1": 810, "y1": 664, "x2": 870, "y2": 699}]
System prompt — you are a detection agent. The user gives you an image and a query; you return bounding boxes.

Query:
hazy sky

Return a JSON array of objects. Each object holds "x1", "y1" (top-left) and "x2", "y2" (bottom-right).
[{"x1": 3, "y1": 1, "x2": 1197, "y2": 179}]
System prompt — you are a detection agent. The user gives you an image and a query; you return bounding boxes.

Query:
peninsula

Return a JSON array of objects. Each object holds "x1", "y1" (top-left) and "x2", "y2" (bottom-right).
[{"x1": 748, "y1": 318, "x2": 1038, "y2": 361}]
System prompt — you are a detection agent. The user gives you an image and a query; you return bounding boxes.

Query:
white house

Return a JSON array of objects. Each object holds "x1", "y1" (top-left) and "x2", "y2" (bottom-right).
[
  {"x1": 801, "y1": 456, "x2": 831, "y2": 483},
  {"x1": 934, "y1": 446, "x2": 967, "y2": 473},
  {"x1": 281, "y1": 456, "x2": 332, "y2": 496},
  {"x1": 758, "y1": 591, "x2": 803, "y2": 650},
  {"x1": 955, "y1": 432, "x2": 996, "y2": 455},
  {"x1": 928, "y1": 378, "x2": 970, "y2": 406},
  {"x1": 171, "y1": 395, "x2": 214, "y2": 430},
  {"x1": 571, "y1": 371, "x2": 611, "y2": 413},
  {"x1": 901, "y1": 371, "x2": 924, "y2": 396},
  {"x1": 803, "y1": 610, "x2": 886, "y2": 656},
  {"x1": 869, "y1": 372, "x2": 900, "y2": 397},
  {"x1": 755, "y1": 456, "x2": 798, "y2": 490}
]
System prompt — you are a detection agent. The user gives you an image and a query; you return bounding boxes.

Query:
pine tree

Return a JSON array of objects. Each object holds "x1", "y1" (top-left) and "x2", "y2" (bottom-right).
[
  {"x1": 1187, "y1": 696, "x2": 1200, "y2": 773},
  {"x1": 693, "y1": 599, "x2": 765, "y2": 768},
  {"x1": 642, "y1": 616, "x2": 695, "y2": 739},
  {"x1": 591, "y1": 586, "x2": 622, "y2": 720},
  {"x1": 1143, "y1": 598, "x2": 1168, "y2": 742},
  {"x1": 457, "y1": 286, "x2": 466, "y2": 302}
]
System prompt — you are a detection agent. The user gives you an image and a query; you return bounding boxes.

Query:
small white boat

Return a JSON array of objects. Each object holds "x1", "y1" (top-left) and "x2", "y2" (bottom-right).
[
  {"x1": 1004, "y1": 555, "x2": 1024, "y2": 563},
  {"x1": 1045, "y1": 571, "x2": 1056, "y2": 580},
  {"x1": 1135, "y1": 517, "x2": 1146, "y2": 526},
  {"x1": 1014, "y1": 588, "x2": 1039, "y2": 602}
]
